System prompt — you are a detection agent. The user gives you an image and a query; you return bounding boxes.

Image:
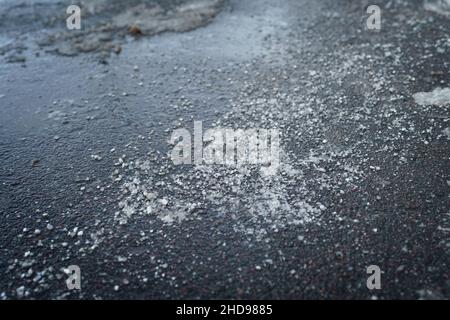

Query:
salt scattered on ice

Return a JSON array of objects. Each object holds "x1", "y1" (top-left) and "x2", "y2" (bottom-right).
[{"x1": 413, "y1": 87, "x2": 450, "y2": 106}]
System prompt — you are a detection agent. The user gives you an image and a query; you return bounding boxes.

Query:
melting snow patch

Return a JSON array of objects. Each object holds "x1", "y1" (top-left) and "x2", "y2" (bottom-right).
[
  {"x1": 425, "y1": 0, "x2": 450, "y2": 16},
  {"x1": 443, "y1": 127, "x2": 450, "y2": 139},
  {"x1": 413, "y1": 87, "x2": 450, "y2": 106}
]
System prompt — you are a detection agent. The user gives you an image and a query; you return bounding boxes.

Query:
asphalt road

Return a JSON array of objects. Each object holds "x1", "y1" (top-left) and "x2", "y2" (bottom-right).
[{"x1": 0, "y1": 0, "x2": 449, "y2": 299}]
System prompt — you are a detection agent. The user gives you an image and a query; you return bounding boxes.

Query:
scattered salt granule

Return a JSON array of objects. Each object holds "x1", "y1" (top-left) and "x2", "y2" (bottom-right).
[{"x1": 91, "y1": 154, "x2": 103, "y2": 161}]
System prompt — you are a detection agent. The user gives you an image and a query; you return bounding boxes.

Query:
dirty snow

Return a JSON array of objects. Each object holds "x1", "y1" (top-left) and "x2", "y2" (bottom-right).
[{"x1": 42, "y1": 0, "x2": 224, "y2": 58}]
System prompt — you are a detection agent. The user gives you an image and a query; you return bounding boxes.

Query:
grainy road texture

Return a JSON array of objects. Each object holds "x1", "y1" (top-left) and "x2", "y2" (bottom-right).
[{"x1": 0, "y1": 0, "x2": 449, "y2": 299}]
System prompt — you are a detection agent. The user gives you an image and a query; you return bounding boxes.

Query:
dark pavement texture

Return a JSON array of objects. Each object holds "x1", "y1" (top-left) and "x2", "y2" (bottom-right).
[{"x1": 0, "y1": 0, "x2": 449, "y2": 299}]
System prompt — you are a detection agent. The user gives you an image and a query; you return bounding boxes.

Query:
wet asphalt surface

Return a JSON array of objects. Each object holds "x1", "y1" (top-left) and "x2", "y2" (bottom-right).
[{"x1": 0, "y1": 0, "x2": 449, "y2": 299}]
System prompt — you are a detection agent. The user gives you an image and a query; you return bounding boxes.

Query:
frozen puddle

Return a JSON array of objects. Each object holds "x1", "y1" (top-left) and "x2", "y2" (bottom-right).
[{"x1": 413, "y1": 87, "x2": 450, "y2": 106}]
